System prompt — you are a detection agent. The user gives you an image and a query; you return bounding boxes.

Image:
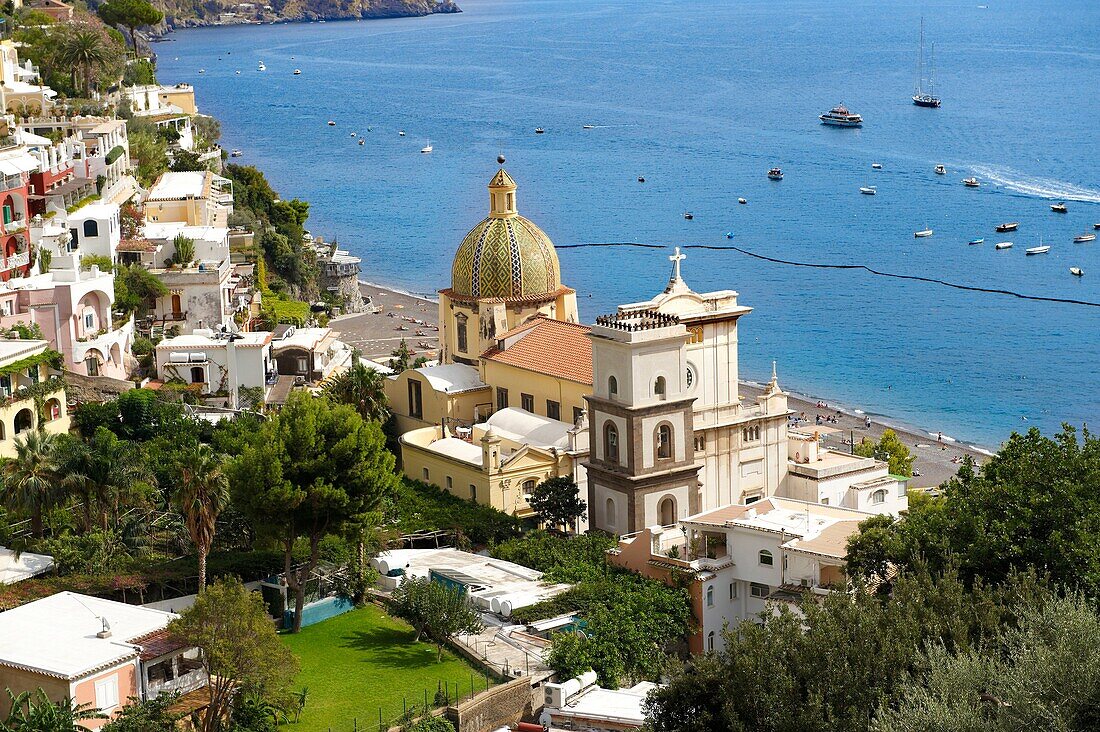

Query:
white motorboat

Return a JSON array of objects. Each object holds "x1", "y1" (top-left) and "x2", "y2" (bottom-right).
[
  {"x1": 871, "y1": 162, "x2": 883, "y2": 169},
  {"x1": 934, "y1": 164, "x2": 946, "y2": 175},
  {"x1": 230, "y1": 149, "x2": 243, "y2": 157},
  {"x1": 1074, "y1": 233, "x2": 1096, "y2": 243},
  {"x1": 420, "y1": 141, "x2": 433, "y2": 153},
  {"x1": 399, "y1": 130, "x2": 406, "y2": 136},
  {"x1": 820, "y1": 104, "x2": 863, "y2": 127},
  {"x1": 582, "y1": 124, "x2": 595, "y2": 129},
  {"x1": 1026, "y1": 245, "x2": 1050, "y2": 255},
  {"x1": 859, "y1": 187, "x2": 876, "y2": 195},
  {"x1": 963, "y1": 177, "x2": 980, "y2": 187},
  {"x1": 914, "y1": 228, "x2": 934, "y2": 238},
  {"x1": 995, "y1": 241, "x2": 1013, "y2": 250},
  {"x1": 1051, "y1": 202, "x2": 1068, "y2": 213},
  {"x1": 258, "y1": 61, "x2": 266, "y2": 71},
  {"x1": 327, "y1": 120, "x2": 336, "y2": 126},
  {"x1": 293, "y1": 69, "x2": 301, "y2": 75},
  {"x1": 1070, "y1": 267, "x2": 1084, "y2": 276},
  {"x1": 968, "y1": 238, "x2": 984, "y2": 245},
  {"x1": 767, "y1": 168, "x2": 783, "y2": 180},
  {"x1": 738, "y1": 198, "x2": 747, "y2": 204}
]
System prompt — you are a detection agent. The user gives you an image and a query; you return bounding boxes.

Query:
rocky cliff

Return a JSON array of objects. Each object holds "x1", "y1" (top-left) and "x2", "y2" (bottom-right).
[{"x1": 158, "y1": 0, "x2": 459, "y2": 28}]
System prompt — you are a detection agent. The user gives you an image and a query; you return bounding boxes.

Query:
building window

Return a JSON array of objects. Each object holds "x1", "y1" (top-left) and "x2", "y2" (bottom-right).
[
  {"x1": 604, "y1": 422, "x2": 619, "y2": 464},
  {"x1": 521, "y1": 393, "x2": 534, "y2": 412},
  {"x1": 522, "y1": 479, "x2": 536, "y2": 503},
  {"x1": 742, "y1": 425, "x2": 761, "y2": 442},
  {"x1": 45, "y1": 398, "x2": 61, "y2": 421},
  {"x1": 706, "y1": 585, "x2": 713, "y2": 607},
  {"x1": 656, "y1": 424, "x2": 673, "y2": 460},
  {"x1": 408, "y1": 380, "x2": 423, "y2": 419},
  {"x1": 422, "y1": 468, "x2": 430, "y2": 481},
  {"x1": 470, "y1": 484, "x2": 477, "y2": 502},
  {"x1": 605, "y1": 497, "x2": 615, "y2": 528},
  {"x1": 745, "y1": 494, "x2": 761, "y2": 504},
  {"x1": 497, "y1": 387, "x2": 509, "y2": 411},
  {"x1": 872, "y1": 489, "x2": 887, "y2": 505},
  {"x1": 659, "y1": 496, "x2": 676, "y2": 526},
  {"x1": 759, "y1": 550, "x2": 774, "y2": 566},
  {"x1": 82, "y1": 219, "x2": 99, "y2": 238},
  {"x1": 821, "y1": 497, "x2": 829, "y2": 505},
  {"x1": 546, "y1": 400, "x2": 560, "y2": 421},
  {"x1": 456, "y1": 314, "x2": 468, "y2": 353},
  {"x1": 14, "y1": 408, "x2": 33, "y2": 435},
  {"x1": 654, "y1": 376, "x2": 666, "y2": 398},
  {"x1": 83, "y1": 311, "x2": 95, "y2": 330},
  {"x1": 707, "y1": 631, "x2": 715, "y2": 651},
  {"x1": 573, "y1": 406, "x2": 584, "y2": 425},
  {"x1": 85, "y1": 357, "x2": 99, "y2": 376},
  {"x1": 297, "y1": 357, "x2": 309, "y2": 374},
  {"x1": 750, "y1": 583, "x2": 769, "y2": 599},
  {"x1": 688, "y1": 326, "x2": 704, "y2": 344},
  {"x1": 94, "y1": 675, "x2": 119, "y2": 712},
  {"x1": 190, "y1": 366, "x2": 204, "y2": 384},
  {"x1": 446, "y1": 476, "x2": 453, "y2": 490},
  {"x1": 694, "y1": 434, "x2": 706, "y2": 452},
  {"x1": 685, "y1": 365, "x2": 695, "y2": 388},
  {"x1": 729, "y1": 582, "x2": 737, "y2": 600},
  {"x1": 0, "y1": 374, "x2": 8, "y2": 397},
  {"x1": 608, "y1": 375, "x2": 617, "y2": 396}
]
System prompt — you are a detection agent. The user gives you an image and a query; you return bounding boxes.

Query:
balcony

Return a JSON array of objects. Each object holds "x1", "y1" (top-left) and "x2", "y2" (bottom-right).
[
  {"x1": 3, "y1": 215, "x2": 26, "y2": 234},
  {"x1": 0, "y1": 252, "x2": 29, "y2": 272},
  {"x1": 146, "y1": 667, "x2": 207, "y2": 701}
]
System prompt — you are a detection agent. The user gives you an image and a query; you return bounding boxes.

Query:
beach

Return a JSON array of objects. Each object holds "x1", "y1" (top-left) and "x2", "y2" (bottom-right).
[{"x1": 333, "y1": 282, "x2": 986, "y2": 490}]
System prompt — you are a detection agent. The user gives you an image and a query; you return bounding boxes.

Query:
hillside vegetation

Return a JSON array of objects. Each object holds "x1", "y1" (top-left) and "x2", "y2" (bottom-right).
[{"x1": 157, "y1": 0, "x2": 459, "y2": 26}]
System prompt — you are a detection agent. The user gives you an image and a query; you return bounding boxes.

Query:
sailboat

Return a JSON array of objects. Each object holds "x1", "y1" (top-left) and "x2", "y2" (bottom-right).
[
  {"x1": 420, "y1": 140, "x2": 433, "y2": 154},
  {"x1": 912, "y1": 18, "x2": 941, "y2": 108}
]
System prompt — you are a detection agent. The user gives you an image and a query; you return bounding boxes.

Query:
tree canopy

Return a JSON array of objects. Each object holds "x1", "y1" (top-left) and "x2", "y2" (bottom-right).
[
  {"x1": 529, "y1": 476, "x2": 586, "y2": 533},
  {"x1": 97, "y1": 0, "x2": 162, "y2": 51},
  {"x1": 853, "y1": 428, "x2": 915, "y2": 477},
  {"x1": 391, "y1": 576, "x2": 483, "y2": 661}
]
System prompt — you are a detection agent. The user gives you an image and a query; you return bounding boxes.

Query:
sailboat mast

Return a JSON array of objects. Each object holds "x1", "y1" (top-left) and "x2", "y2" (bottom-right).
[
  {"x1": 916, "y1": 17, "x2": 924, "y2": 95},
  {"x1": 929, "y1": 42, "x2": 935, "y2": 96}
]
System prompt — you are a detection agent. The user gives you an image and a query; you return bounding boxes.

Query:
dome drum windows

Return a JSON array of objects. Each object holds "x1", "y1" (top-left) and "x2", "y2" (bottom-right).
[{"x1": 742, "y1": 425, "x2": 761, "y2": 442}]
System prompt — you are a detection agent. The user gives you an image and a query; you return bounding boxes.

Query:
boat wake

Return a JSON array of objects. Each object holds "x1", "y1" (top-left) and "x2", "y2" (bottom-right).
[{"x1": 969, "y1": 165, "x2": 1100, "y2": 203}]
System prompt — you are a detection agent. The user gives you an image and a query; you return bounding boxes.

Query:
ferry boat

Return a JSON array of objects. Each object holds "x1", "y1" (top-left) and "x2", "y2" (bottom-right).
[
  {"x1": 914, "y1": 228, "x2": 934, "y2": 238},
  {"x1": 995, "y1": 241, "x2": 1013, "y2": 250},
  {"x1": 963, "y1": 177, "x2": 980, "y2": 188},
  {"x1": 1051, "y1": 202, "x2": 1067, "y2": 213},
  {"x1": 859, "y1": 187, "x2": 876, "y2": 195},
  {"x1": 819, "y1": 104, "x2": 863, "y2": 127},
  {"x1": 1074, "y1": 233, "x2": 1096, "y2": 243},
  {"x1": 969, "y1": 238, "x2": 984, "y2": 245},
  {"x1": 996, "y1": 222, "x2": 1019, "y2": 232},
  {"x1": 1071, "y1": 267, "x2": 1084, "y2": 277},
  {"x1": 767, "y1": 168, "x2": 783, "y2": 180},
  {"x1": 912, "y1": 19, "x2": 941, "y2": 108},
  {"x1": 934, "y1": 164, "x2": 946, "y2": 175},
  {"x1": 1026, "y1": 245, "x2": 1050, "y2": 255}
]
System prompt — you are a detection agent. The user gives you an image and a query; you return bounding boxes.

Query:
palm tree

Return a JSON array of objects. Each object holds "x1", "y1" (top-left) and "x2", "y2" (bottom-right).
[
  {"x1": 55, "y1": 27, "x2": 112, "y2": 97},
  {"x1": 0, "y1": 430, "x2": 61, "y2": 538},
  {"x1": 59, "y1": 427, "x2": 152, "y2": 532},
  {"x1": 323, "y1": 359, "x2": 390, "y2": 423},
  {"x1": 174, "y1": 445, "x2": 229, "y2": 592},
  {"x1": 2, "y1": 688, "x2": 105, "y2": 731}
]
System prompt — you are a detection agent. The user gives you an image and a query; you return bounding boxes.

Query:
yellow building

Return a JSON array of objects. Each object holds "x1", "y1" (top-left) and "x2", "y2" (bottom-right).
[
  {"x1": 0, "y1": 340, "x2": 70, "y2": 458},
  {"x1": 143, "y1": 171, "x2": 233, "y2": 228}
]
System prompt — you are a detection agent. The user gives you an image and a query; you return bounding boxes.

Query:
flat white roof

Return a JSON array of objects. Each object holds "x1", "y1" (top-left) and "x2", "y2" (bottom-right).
[
  {"x1": 414, "y1": 363, "x2": 487, "y2": 394},
  {"x1": 147, "y1": 171, "x2": 207, "y2": 200},
  {"x1": 143, "y1": 222, "x2": 228, "y2": 244},
  {"x1": 427, "y1": 437, "x2": 483, "y2": 465},
  {"x1": 0, "y1": 592, "x2": 178, "y2": 679},
  {"x1": 481, "y1": 408, "x2": 573, "y2": 449},
  {"x1": 0, "y1": 339, "x2": 48, "y2": 364},
  {"x1": 156, "y1": 331, "x2": 271, "y2": 349},
  {"x1": 67, "y1": 202, "x2": 118, "y2": 221},
  {"x1": 0, "y1": 547, "x2": 53, "y2": 585},
  {"x1": 554, "y1": 682, "x2": 657, "y2": 726}
]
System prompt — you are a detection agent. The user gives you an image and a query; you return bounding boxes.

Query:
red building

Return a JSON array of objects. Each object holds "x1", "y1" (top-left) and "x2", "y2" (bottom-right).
[{"x1": 0, "y1": 153, "x2": 35, "y2": 281}]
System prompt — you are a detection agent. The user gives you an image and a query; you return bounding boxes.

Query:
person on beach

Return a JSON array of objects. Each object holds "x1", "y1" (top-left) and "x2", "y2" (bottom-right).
[{"x1": 865, "y1": 416, "x2": 872, "y2": 428}]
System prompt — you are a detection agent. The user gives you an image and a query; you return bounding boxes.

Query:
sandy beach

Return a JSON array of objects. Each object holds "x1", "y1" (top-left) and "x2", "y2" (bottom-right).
[{"x1": 333, "y1": 282, "x2": 986, "y2": 490}]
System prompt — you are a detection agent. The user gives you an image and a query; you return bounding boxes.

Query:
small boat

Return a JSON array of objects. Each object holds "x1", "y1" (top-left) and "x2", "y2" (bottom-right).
[
  {"x1": 350, "y1": 132, "x2": 357, "y2": 137},
  {"x1": 293, "y1": 69, "x2": 301, "y2": 75},
  {"x1": 258, "y1": 61, "x2": 266, "y2": 71},
  {"x1": 230, "y1": 149, "x2": 243, "y2": 158},
  {"x1": 725, "y1": 232, "x2": 733, "y2": 239},
  {"x1": 582, "y1": 124, "x2": 595, "y2": 129},
  {"x1": 767, "y1": 168, "x2": 783, "y2": 180},
  {"x1": 358, "y1": 139, "x2": 364, "y2": 146},
  {"x1": 420, "y1": 141, "x2": 433, "y2": 153},
  {"x1": 327, "y1": 120, "x2": 336, "y2": 126},
  {"x1": 871, "y1": 163, "x2": 883, "y2": 169},
  {"x1": 1026, "y1": 245, "x2": 1050, "y2": 255},
  {"x1": 399, "y1": 130, "x2": 406, "y2": 136},
  {"x1": 638, "y1": 177, "x2": 645, "y2": 183},
  {"x1": 235, "y1": 70, "x2": 241, "y2": 75},
  {"x1": 198, "y1": 68, "x2": 205, "y2": 74},
  {"x1": 859, "y1": 186, "x2": 876, "y2": 195},
  {"x1": 534, "y1": 127, "x2": 545, "y2": 134},
  {"x1": 1070, "y1": 267, "x2": 1084, "y2": 277},
  {"x1": 995, "y1": 241, "x2": 1013, "y2": 250},
  {"x1": 683, "y1": 212, "x2": 694, "y2": 220},
  {"x1": 934, "y1": 164, "x2": 946, "y2": 175},
  {"x1": 968, "y1": 238, "x2": 984, "y2": 245},
  {"x1": 963, "y1": 177, "x2": 980, "y2": 187},
  {"x1": 819, "y1": 104, "x2": 863, "y2": 127},
  {"x1": 1074, "y1": 233, "x2": 1096, "y2": 243},
  {"x1": 738, "y1": 198, "x2": 747, "y2": 205},
  {"x1": 1050, "y1": 202, "x2": 1067, "y2": 213},
  {"x1": 914, "y1": 228, "x2": 934, "y2": 238},
  {"x1": 995, "y1": 222, "x2": 1019, "y2": 232}
]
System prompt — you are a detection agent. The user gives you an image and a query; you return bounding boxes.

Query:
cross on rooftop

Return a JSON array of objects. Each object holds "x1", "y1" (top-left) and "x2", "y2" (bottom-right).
[{"x1": 669, "y1": 246, "x2": 686, "y2": 281}]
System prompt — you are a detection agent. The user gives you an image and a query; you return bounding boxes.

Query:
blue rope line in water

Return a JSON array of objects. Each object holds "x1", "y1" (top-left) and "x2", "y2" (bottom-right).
[{"x1": 556, "y1": 242, "x2": 1100, "y2": 308}]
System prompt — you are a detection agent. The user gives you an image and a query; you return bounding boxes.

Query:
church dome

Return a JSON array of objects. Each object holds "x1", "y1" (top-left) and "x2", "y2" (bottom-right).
[{"x1": 450, "y1": 169, "x2": 562, "y2": 300}]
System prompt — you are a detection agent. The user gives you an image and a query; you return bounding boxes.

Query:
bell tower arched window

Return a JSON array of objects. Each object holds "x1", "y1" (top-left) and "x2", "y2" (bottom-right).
[
  {"x1": 656, "y1": 424, "x2": 673, "y2": 460},
  {"x1": 604, "y1": 421, "x2": 619, "y2": 464},
  {"x1": 608, "y1": 375, "x2": 617, "y2": 397},
  {"x1": 455, "y1": 313, "x2": 468, "y2": 353},
  {"x1": 654, "y1": 376, "x2": 666, "y2": 398}
]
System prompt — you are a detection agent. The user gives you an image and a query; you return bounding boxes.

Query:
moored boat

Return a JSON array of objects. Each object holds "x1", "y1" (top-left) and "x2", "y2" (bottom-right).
[
  {"x1": 683, "y1": 212, "x2": 694, "y2": 220},
  {"x1": 1074, "y1": 233, "x2": 1096, "y2": 243},
  {"x1": 293, "y1": 69, "x2": 301, "y2": 75},
  {"x1": 820, "y1": 104, "x2": 863, "y2": 127},
  {"x1": 1026, "y1": 245, "x2": 1050, "y2": 255},
  {"x1": 995, "y1": 241, "x2": 1013, "y2": 250},
  {"x1": 859, "y1": 187, "x2": 876, "y2": 195},
  {"x1": 969, "y1": 238, "x2": 984, "y2": 245},
  {"x1": 963, "y1": 177, "x2": 980, "y2": 187},
  {"x1": 1051, "y1": 202, "x2": 1067, "y2": 213},
  {"x1": 914, "y1": 228, "x2": 934, "y2": 238},
  {"x1": 1071, "y1": 267, "x2": 1084, "y2": 276},
  {"x1": 420, "y1": 141, "x2": 433, "y2": 153},
  {"x1": 912, "y1": 19, "x2": 941, "y2": 108},
  {"x1": 871, "y1": 163, "x2": 883, "y2": 169},
  {"x1": 767, "y1": 168, "x2": 783, "y2": 180},
  {"x1": 230, "y1": 149, "x2": 243, "y2": 157},
  {"x1": 534, "y1": 127, "x2": 545, "y2": 134},
  {"x1": 738, "y1": 198, "x2": 747, "y2": 204},
  {"x1": 934, "y1": 164, "x2": 946, "y2": 175},
  {"x1": 327, "y1": 120, "x2": 336, "y2": 126},
  {"x1": 996, "y1": 222, "x2": 1019, "y2": 232}
]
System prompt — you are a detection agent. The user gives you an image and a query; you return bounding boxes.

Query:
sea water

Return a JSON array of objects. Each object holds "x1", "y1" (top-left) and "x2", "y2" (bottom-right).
[{"x1": 157, "y1": 0, "x2": 1100, "y2": 447}]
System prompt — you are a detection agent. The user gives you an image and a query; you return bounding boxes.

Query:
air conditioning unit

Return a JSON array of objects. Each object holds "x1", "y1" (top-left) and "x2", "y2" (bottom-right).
[{"x1": 544, "y1": 683, "x2": 564, "y2": 709}]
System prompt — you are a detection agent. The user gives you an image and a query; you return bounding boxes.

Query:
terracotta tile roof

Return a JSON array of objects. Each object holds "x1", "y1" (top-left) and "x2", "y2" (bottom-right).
[
  {"x1": 481, "y1": 316, "x2": 592, "y2": 385},
  {"x1": 117, "y1": 239, "x2": 158, "y2": 253},
  {"x1": 129, "y1": 628, "x2": 188, "y2": 661}
]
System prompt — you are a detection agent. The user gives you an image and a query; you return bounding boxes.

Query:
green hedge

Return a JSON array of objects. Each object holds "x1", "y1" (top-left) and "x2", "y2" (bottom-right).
[{"x1": 390, "y1": 479, "x2": 526, "y2": 547}]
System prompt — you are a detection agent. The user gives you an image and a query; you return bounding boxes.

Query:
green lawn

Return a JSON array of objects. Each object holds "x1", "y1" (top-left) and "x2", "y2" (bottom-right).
[{"x1": 281, "y1": 604, "x2": 493, "y2": 732}]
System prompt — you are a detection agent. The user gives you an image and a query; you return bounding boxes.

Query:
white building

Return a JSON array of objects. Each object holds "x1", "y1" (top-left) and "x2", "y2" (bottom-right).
[
  {"x1": 154, "y1": 329, "x2": 272, "y2": 408},
  {"x1": 541, "y1": 671, "x2": 657, "y2": 731},
  {"x1": 64, "y1": 203, "x2": 121, "y2": 263},
  {"x1": 270, "y1": 325, "x2": 353, "y2": 384}
]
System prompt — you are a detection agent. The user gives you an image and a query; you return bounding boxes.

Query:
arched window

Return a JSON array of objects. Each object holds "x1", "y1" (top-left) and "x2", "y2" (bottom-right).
[
  {"x1": 604, "y1": 421, "x2": 619, "y2": 464},
  {"x1": 456, "y1": 313, "x2": 468, "y2": 353},
  {"x1": 82, "y1": 219, "x2": 99, "y2": 238},
  {"x1": 707, "y1": 631, "x2": 715, "y2": 651},
  {"x1": 656, "y1": 424, "x2": 673, "y2": 460},
  {"x1": 706, "y1": 585, "x2": 714, "y2": 608},
  {"x1": 608, "y1": 375, "x2": 617, "y2": 397},
  {"x1": 522, "y1": 479, "x2": 537, "y2": 502},
  {"x1": 44, "y1": 398, "x2": 61, "y2": 421},
  {"x1": 758, "y1": 550, "x2": 774, "y2": 567},
  {"x1": 0, "y1": 421, "x2": 6, "y2": 440},
  {"x1": 654, "y1": 376, "x2": 666, "y2": 398},
  {"x1": 605, "y1": 497, "x2": 615, "y2": 529},
  {"x1": 13, "y1": 408, "x2": 33, "y2": 435},
  {"x1": 659, "y1": 496, "x2": 676, "y2": 526},
  {"x1": 872, "y1": 489, "x2": 887, "y2": 505}
]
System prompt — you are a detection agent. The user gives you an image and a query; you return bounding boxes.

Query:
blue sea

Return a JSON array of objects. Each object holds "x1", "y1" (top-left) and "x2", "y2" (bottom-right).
[{"x1": 156, "y1": 0, "x2": 1100, "y2": 448}]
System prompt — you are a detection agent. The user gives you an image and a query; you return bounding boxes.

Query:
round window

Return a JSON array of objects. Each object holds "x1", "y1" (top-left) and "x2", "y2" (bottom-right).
[{"x1": 685, "y1": 364, "x2": 696, "y2": 388}]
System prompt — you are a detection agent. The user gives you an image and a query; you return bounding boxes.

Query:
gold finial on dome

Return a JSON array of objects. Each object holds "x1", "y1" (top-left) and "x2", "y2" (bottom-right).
[{"x1": 488, "y1": 166, "x2": 518, "y2": 219}]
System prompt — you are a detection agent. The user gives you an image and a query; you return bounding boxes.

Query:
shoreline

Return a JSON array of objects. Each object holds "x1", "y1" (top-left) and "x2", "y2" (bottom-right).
[
  {"x1": 154, "y1": 2, "x2": 460, "y2": 34},
  {"x1": 341, "y1": 280, "x2": 988, "y2": 488}
]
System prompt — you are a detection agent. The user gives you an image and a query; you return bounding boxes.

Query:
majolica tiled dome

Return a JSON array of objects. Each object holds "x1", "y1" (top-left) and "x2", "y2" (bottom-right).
[{"x1": 450, "y1": 169, "x2": 562, "y2": 300}]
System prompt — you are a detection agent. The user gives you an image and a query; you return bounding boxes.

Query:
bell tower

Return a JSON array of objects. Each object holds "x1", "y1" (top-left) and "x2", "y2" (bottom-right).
[{"x1": 585, "y1": 310, "x2": 701, "y2": 534}]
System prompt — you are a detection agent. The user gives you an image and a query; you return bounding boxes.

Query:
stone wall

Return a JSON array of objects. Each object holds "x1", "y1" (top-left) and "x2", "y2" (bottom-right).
[{"x1": 445, "y1": 676, "x2": 536, "y2": 732}]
